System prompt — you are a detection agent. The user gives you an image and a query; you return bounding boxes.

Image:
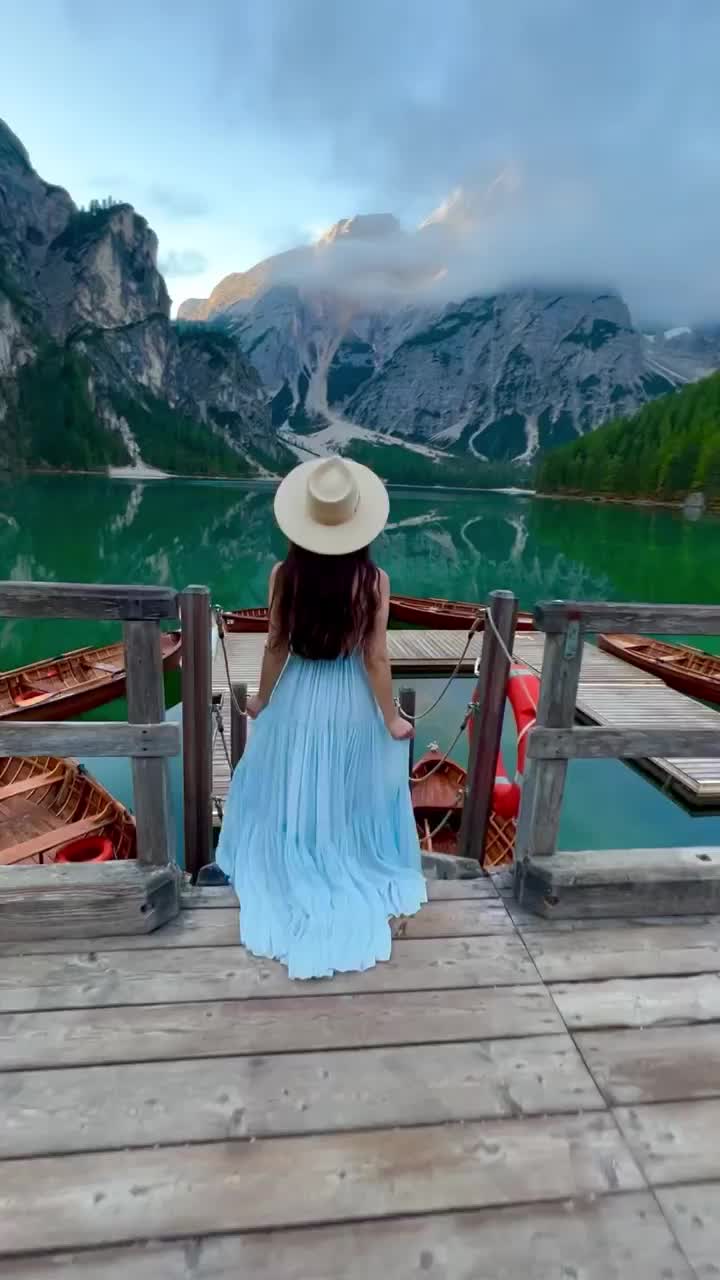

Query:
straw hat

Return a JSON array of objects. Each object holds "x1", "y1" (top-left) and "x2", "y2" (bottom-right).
[{"x1": 273, "y1": 456, "x2": 389, "y2": 555}]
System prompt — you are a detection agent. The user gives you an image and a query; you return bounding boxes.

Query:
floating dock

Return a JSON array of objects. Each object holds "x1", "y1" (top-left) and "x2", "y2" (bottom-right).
[
  {"x1": 212, "y1": 629, "x2": 720, "y2": 810},
  {"x1": 2, "y1": 878, "x2": 720, "y2": 1274}
]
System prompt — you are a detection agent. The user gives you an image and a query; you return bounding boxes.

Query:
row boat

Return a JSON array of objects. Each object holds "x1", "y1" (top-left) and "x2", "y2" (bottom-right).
[
  {"x1": 0, "y1": 755, "x2": 136, "y2": 866},
  {"x1": 389, "y1": 594, "x2": 535, "y2": 630},
  {"x1": 598, "y1": 633, "x2": 720, "y2": 705},
  {"x1": 411, "y1": 749, "x2": 466, "y2": 855},
  {"x1": 222, "y1": 597, "x2": 535, "y2": 633},
  {"x1": 0, "y1": 632, "x2": 182, "y2": 721}
]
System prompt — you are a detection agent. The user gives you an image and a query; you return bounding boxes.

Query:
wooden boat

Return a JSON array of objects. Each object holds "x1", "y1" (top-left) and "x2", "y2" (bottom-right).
[
  {"x1": 598, "y1": 633, "x2": 720, "y2": 705},
  {"x1": 390, "y1": 595, "x2": 535, "y2": 630},
  {"x1": 0, "y1": 755, "x2": 136, "y2": 866},
  {"x1": 411, "y1": 748, "x2": 467, "y2": 855},
  {"x1": 223, "y1": 597, "x2": 535, "y2": 633},
  {"x1": 221, "y1": 607, "x2": 269, "y2": 634},
  {"x1": 0, "y1": 631, "x2": 182, "y2": 721}
]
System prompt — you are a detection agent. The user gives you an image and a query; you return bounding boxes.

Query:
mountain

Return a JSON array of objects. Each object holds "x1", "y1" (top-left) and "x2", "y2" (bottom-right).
[
  {"x1": 181, "y1": 209, "x2": 712, "y2": 462},
  {"x1": 537, "y1": 370, "x2": 720, "y2": 503},
  {"x1": 0, "y1": 119, "x2": 284, "y2": 476}
]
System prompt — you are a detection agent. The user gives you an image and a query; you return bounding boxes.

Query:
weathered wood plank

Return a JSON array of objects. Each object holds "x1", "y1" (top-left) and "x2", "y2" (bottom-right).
[
  {"x1": 124, "y1": 621, "x2": 175, "y2": 870},
  {"x1": 0, "y1": 935, "x2": 539, "y2": 1012},
  {"x1": 525, "y1": 921, "x2": 720, "y2": 981},
  {"x1": 577, "y1": 1024, "x2": 720, "y2": 1105},
  {"x1": 551, "y1": 973, "x2": 720, "y2": 1030},
  {"x1": 0, "y1": 863, "x2": 180, "y2": 942},
  {"x1": 535, "y1": 600, "x2": 720, "y2": 635},
  {"x1": 0, "y1": 1113, "x2": 644, "y2": 1254},
  {"x1": 529, "y1": 725, "x2": 720, "y2": 759},
  {"x1": 0, "y1": 1034, "x2": 602, "y2": 1158},
  {"x1": 181, "y1": 585, "x2": 213, "y2": 878},
  {"x1": 1, "y1": 1193, "x2": 692, "y2": 1280},
  {"x1": 516, "y1": 848, "x2": 720, "y2": 918},
  {"x1": 0, "y1": 580, "x2": 179, "y2": 620},
  {"x1": 0, "y1": 985, "x2": 561, "y2": 1070},
  {"x1": 179, "y1": 877, "x2": 500, "y2": 909},
  {"x1": 657, "y1": 1182, "x2": 720, "y2": 1280},
  {"x1": 0, "y1": 719, "x2": 179, "y2": 757},
  {"x1": 615, "y1": 1098, "x2": 720, "y2": 1185},
  {"x1": 515, "y1": 629, "x2": 584, "y2": 862},
  {"x1": 0, "y1": 899, "x2": 511, "y2": 954}
]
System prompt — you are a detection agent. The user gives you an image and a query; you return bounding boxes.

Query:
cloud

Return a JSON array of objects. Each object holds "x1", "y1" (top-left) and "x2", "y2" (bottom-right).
[
  {"x1": 159, "y1": 250, "x2": 208, "y2": 277},
  {"x1": 147, "y1": 186, "x2": 210, "y2": 219},
  {"x1": 205, "y1": 0, "x2": 720, "y2": 324}
]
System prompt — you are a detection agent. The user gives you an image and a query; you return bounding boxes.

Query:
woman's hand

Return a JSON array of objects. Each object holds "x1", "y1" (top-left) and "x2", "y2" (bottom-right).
[
  {"x1": 387, "y1": 714, "x2": 414, "y2": 741},
  {"x1": 246, "y1": 694, "x2": 265, "y2": 720}
]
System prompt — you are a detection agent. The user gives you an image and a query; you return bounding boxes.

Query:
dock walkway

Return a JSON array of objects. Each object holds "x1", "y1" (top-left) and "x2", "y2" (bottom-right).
[
  {"x1": 2, "y1": 878, "x2": 720, "y2": 1275},
  {"x1": 212, "y1": 629, "x2": 720, "y2": 810}
]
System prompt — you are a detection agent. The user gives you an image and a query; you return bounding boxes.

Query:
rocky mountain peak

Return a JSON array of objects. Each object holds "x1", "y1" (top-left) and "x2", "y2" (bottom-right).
[{"x1": 316, "y1": 214, "x2": 402, "y2": 246}]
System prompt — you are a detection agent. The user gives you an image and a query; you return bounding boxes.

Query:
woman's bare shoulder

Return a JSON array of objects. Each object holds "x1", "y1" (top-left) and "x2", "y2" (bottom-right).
[{"x1": 377, "y1": 567, "x2": 390, "y2": 592}]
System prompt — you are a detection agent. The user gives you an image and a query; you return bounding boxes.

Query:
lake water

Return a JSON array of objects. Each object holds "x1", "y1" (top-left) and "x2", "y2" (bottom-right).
[{"x1": 2, "y1": 472, "x2": 720, "y2": 857}]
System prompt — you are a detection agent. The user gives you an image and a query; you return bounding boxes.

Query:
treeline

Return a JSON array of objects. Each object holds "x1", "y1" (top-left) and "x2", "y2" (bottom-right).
[
  {"x1": 539, "y1": 371, "x2": 720, "y2": 500},
  {"x1": 344, "y1": 440, "x2": 535, "y2": 490}
]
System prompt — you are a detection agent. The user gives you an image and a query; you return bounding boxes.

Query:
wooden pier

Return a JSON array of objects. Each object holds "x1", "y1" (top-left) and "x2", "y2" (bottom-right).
[
  {"x1": 3, "y1": 877, "x2": 720, "y2": 1275},
  {"x1": 212, "y1": 627, "x2": 720, "y2": 810}
]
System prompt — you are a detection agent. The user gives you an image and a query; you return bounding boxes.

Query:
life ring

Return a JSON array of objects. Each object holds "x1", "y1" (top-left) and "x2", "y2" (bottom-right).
[
  {"x1": 55, "y1": 836, "x2": 115, "y2": 863},
  {"x1": 468, "y1": 661, "x2": 540, "y2": 822}
]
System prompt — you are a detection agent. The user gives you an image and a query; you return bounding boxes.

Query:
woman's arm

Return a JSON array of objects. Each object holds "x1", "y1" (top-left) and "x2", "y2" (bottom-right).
[
  {"x1": 364, "y1": 570, "x2": 413, "y2": 741},
  {"x1": 248, "y1": 565, "x2": 289, "y2": 718}
]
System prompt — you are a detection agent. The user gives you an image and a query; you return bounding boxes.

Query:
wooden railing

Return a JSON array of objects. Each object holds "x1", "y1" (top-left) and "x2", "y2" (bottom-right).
[
  {"x1": 515, "y1": 601, "x2": 720, "y2": 917},
  {"x1": 0, "y1": 581, "x2": 185, "y2": 941}
]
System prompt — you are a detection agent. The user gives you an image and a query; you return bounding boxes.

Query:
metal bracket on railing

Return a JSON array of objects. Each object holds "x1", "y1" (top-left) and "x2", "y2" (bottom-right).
[{"x1": 564, "y1": 619, "x2": 580, "y2": 660}]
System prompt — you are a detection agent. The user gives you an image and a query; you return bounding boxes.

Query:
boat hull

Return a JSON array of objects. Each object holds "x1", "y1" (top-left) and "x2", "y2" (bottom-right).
[
  {"x1": 224, "y1": 598, "x2": 536, "y2": 633},
  {"x1": 0, "y1": 632, "x2": 182, "y2": 722}
]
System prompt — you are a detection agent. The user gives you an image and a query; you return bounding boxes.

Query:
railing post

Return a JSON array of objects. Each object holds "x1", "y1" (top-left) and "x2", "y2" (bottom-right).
[
  {"x1": 230, "y1": 682, "x2": 248, "y2": 769},
  {"x1": 514, "y1": 617, "x2": 585, "y2": 868},
  {"x1": 458, "y1": 589, "x2": 517, "y2": 864},
  {"x1": 399, "y1": 686, "x2": 416, "y2": 780},
  {"x1": 180, "y1": 585, "x2": 212, "y2": 879},
  {"x1": 123, "y1": 620, "x2": 175, "y2": 871}
]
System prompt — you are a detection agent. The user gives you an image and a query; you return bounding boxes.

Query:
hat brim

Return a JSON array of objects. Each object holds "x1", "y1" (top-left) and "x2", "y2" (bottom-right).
[{"x1": 274, "y1": 459, "x2": 390, "y2": 555}]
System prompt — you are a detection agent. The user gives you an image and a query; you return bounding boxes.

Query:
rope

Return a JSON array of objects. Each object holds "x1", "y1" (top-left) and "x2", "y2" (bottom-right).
[
  {"x1": 408, "y1": 710, "x2": 474, "y2": 784},
  {"x1": 212, "y1": 698, "x2": 233, "y2": 772},
  {"x1": 418, "y1": 806, "x2": 457, "y2": 845},
  {"x1": 214, "y1": 608, "x2": 249, "y2": 719},
  {"x1": 397, "y1": 616, "x2": 484, "y2": 722},
  {"x1": 484, "y1": 606, "x2": 539, "y2": 760}
]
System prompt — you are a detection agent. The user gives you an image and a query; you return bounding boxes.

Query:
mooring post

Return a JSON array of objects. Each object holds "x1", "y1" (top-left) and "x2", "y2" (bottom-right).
[
  {"x1": 230, "y1": 681, "x2": 248, "y2": 769},
  {"x1": 180, "y1": 585, "x2": 212, "y2": 879},
  {"x1": 458, "y1": 589, "x2": 518, "y2": 865},
  {"x1": 399, "y1": 686, "x2": 416, "y2": 780}
]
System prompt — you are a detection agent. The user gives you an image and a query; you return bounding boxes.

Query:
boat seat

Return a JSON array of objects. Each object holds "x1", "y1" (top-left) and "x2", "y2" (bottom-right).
[
  {"x1": 90, "y1": 662, "x2": 124, "y2": 675},
  {"x1": 0, "y1": 810, "x2": 112, "y2": 866}
]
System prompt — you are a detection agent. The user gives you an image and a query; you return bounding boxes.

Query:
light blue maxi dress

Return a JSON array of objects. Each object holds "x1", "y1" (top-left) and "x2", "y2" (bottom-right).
[{"x1": 216, "y1": 650, "x2": 427, "y2": 979}]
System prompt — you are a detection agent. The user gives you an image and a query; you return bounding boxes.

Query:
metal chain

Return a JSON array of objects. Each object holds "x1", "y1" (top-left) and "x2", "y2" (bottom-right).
[{"x1": 408, "y1": 707, "x2": 474, "y2": 784}]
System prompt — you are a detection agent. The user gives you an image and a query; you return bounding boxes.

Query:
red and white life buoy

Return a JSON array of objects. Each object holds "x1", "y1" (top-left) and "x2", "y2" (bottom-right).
[{"x1": 468, "y1": 660, "x2": 540, "y2": 823}]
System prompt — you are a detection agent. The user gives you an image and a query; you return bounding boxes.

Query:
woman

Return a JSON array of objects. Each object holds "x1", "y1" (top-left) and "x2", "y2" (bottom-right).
[{"x1": 216, "y1": 455, "x2": 427, "y2": 979}]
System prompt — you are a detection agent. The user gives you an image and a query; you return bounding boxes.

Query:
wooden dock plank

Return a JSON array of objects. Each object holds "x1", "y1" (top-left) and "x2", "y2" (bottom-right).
[
  {"x1": 577, "y1": 1024, "x2": 720, "y2": 1105},
  {"x1": 0, "y1": 935, "x2": 538, "y2": 1013},
  {"x1": 212, "y1": 629, "x2": 720, "y2": 806},
  {"x1": 551, "y1": 973, "x2": 720, "y2": 1030},
  {"x1": 1, "y1": 1194, "x2": 693, "y2": 1280},
  {"x1": 180, "y1": 877, "x2": 500, "y2": 908},
  {"x1": 657, "y1": 1182, "x2": 720, "y2": 1279},
  {"x1": 615, "y1": 1098, "x2": 720, "y2": 1185},
  {"x1": 0, "y1": 986, "x2": 562, "y2": 1071},
  {"x1": 0, "y1": 1114, "x2": 645, "y2": 1255},
  {"x1": 1, "y1": 1035, "x2": 603, "y2": 1158},
  {"x1": 0, "y1": 899, "x2": 513, "y2": 957},
  {"x1": 525, "y1": 922, "x2": 720, "y2": 982}
]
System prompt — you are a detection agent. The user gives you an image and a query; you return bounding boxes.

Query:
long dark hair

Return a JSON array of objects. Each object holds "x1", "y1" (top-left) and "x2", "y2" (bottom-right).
[{"x1": 271, "y1": 543, "x2": 379, "y2": 660}]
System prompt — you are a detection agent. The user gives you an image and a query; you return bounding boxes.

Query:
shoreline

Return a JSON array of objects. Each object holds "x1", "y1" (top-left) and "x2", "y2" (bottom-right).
[
  {"x1": 535, "y1": 490, "x2": 718, "y2": 514},
  {"x1": 16, "y1": 467, "x2": 536, "y2": 496}
]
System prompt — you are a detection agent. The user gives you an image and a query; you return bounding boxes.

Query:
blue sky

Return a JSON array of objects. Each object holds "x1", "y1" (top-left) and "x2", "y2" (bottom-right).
[{"x1": 3, "y1": 0, "x2": 720, "y2": 321}]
